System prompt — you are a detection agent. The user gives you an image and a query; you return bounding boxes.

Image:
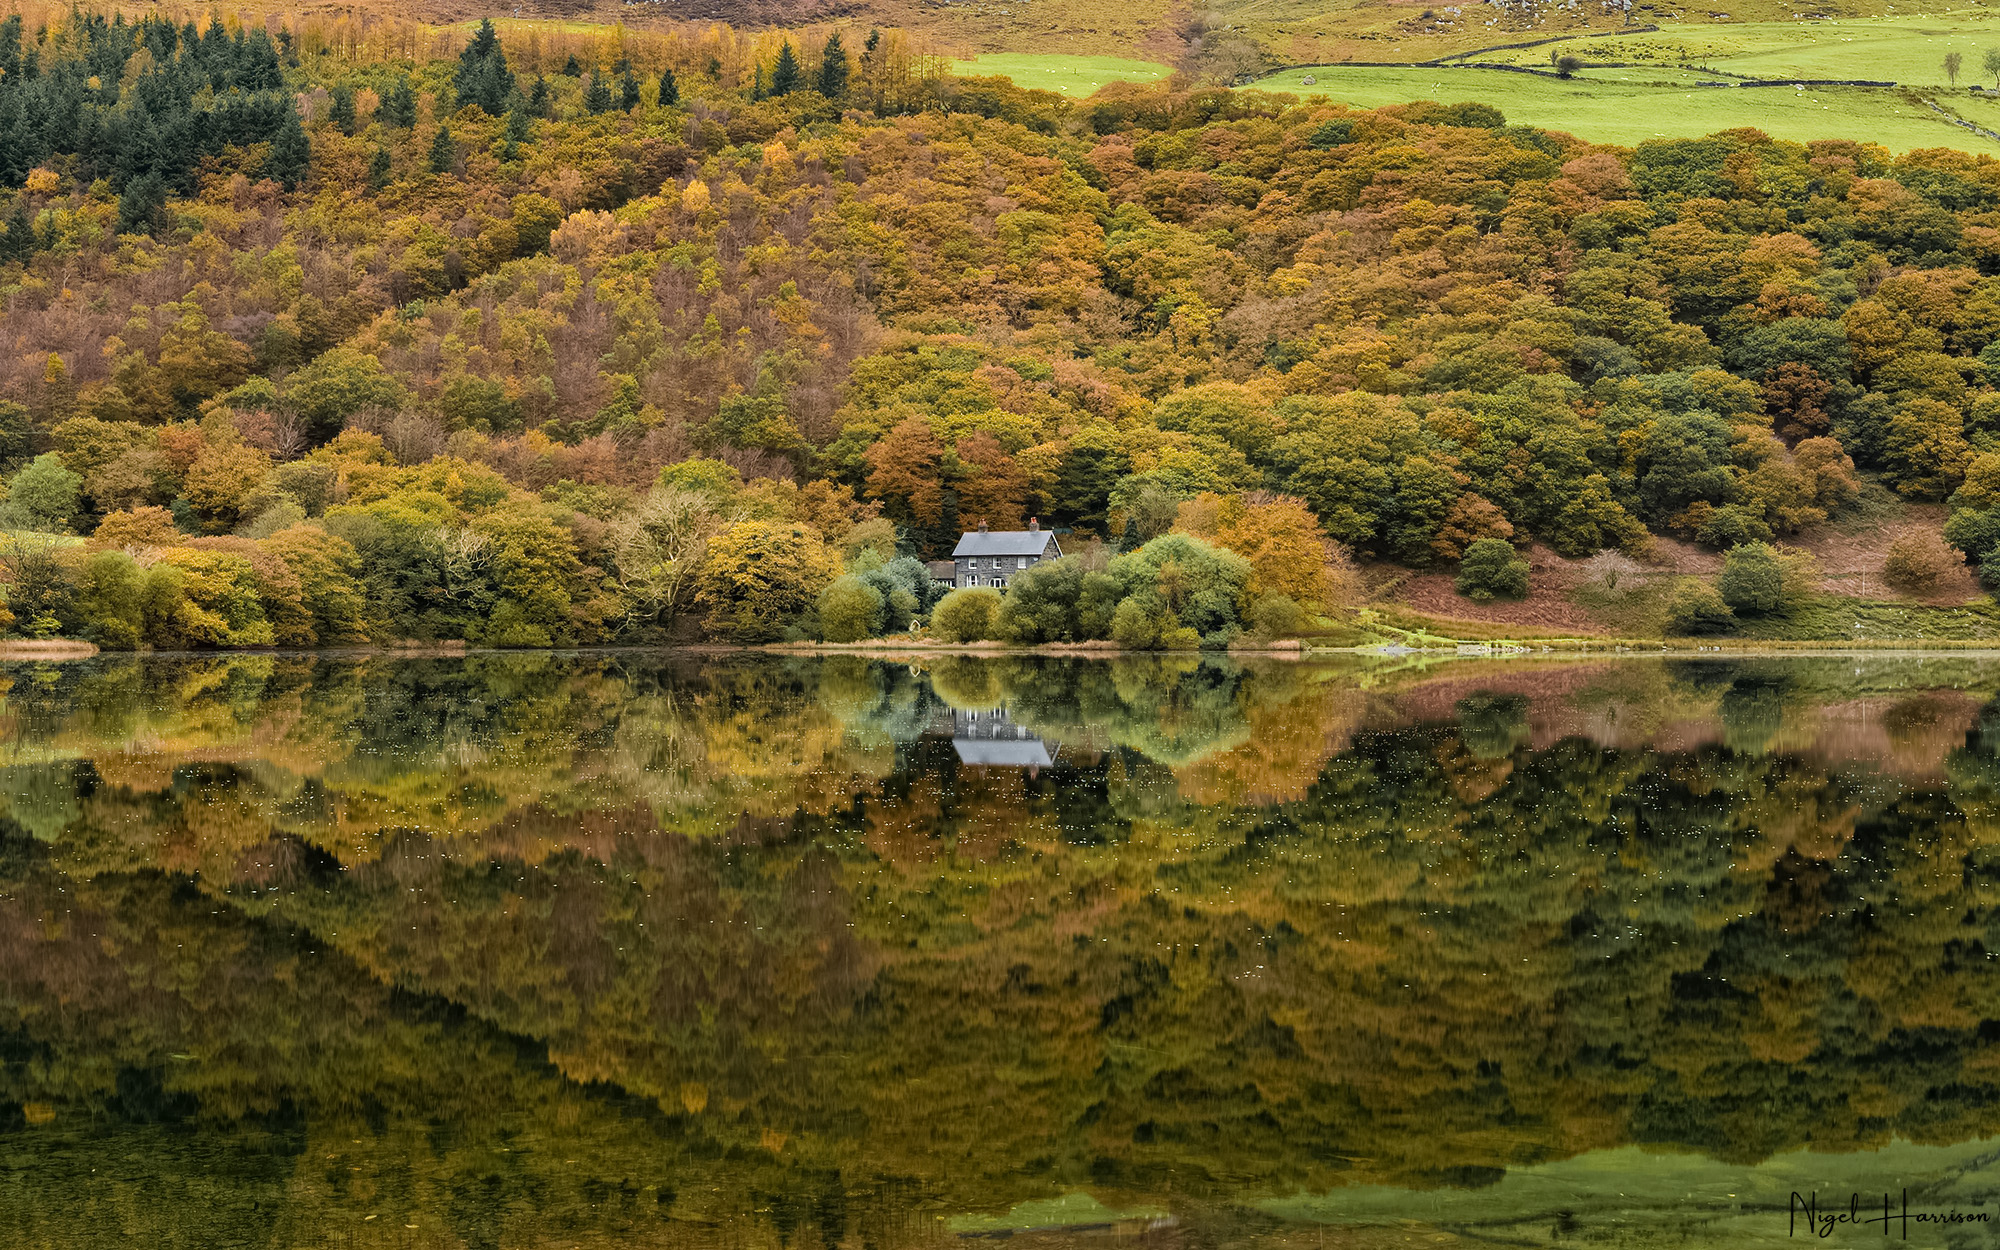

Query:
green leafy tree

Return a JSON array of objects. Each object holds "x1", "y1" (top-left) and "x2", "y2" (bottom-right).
[
  {"x1": 472, "y1": 507, "x2": 579, "y2": 646},
  {"x1": 73, "y1": 549, "x2": 146, "y2": 648},
  {"x1": 1664, "y1": 580, "x2": 1736, "y2": 635},
  {"x1": 1454, "y1": 538, "x2": 1529, "y2": 602},
  {"x1": 1718, "y1": 542, "x2": 1815, "y2": 615},
  {"x1": 2, "y1": 453, "x2": 82, "y2": 531},
  {"x1": 4, "y1": 538, "x2": 76, "y2": 635},
  {"x1": 995, "y1": 557, "x2": 1121, "y2": 642},
  {"x1": 818, "y1": 574, "x2": 884, "y2": 641},
  {"x1": 931, "y1": 586, "x2": 1000, "y2": 641},
  {"x1": 1107, "y1": 532, "x2": 1253, "y2": 647},
  {"x1": 286, "y1": 347, "x2": 409, "y2": 442}
]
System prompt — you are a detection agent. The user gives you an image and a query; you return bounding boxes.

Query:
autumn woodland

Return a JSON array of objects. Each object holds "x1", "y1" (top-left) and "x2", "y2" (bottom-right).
[{"x1": 8, "y1": 7, "x2": 2000, "y2": 645}]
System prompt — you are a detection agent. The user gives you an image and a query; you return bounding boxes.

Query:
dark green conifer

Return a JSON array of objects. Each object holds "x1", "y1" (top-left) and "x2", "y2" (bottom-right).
[
  {"x1": 816, "y1": 33, "x2": 848, "y2": 97},
  {"x1": 770, "y1": 41, "x2": 802, "y2": 96},
  {"x1": 427, "y1": 124, "x2": 456, "y2": 175},
  {"x1": 330, "y1": 85, "x2": 356, "y2": 136},
  {"x1": 267, "y1": 110, "x2": 312, "y2": 189},
  {"x1": 382, "y1": 77, "x2": 418, "y2": 128}
]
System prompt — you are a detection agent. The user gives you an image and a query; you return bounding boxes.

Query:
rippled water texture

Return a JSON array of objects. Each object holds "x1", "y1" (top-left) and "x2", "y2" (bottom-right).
[{"x1": 8, "y1": 651, "x2": 2000, "y2": 1247}]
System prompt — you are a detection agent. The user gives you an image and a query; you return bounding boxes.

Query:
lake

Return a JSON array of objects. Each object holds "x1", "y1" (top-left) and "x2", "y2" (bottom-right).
[{"x1": 5, "y1": 650, "x2": 2000, "y2": 1248}]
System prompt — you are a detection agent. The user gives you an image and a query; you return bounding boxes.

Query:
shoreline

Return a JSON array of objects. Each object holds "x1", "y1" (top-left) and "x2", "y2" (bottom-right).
[{"x1": 9, "y1": 637, "x2": 2000, "y2": 662}]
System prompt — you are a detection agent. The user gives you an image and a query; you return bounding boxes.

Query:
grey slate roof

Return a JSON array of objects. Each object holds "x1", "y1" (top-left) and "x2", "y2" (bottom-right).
[
  {"x1": 952, "y1": 530, "x2": 1058, "y2": 558},
  {"x1": 953, "y1": 738, "x2": 1056, "y2": 768}
]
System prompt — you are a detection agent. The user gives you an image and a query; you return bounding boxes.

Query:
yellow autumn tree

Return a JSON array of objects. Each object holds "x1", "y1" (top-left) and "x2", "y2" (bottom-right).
[
  {"x1": 1173, "y1": 491, "x2": 1341, "y2": 609},
  {"x1": 694, "y1": 519, "x2": 840, "y2": 642}
]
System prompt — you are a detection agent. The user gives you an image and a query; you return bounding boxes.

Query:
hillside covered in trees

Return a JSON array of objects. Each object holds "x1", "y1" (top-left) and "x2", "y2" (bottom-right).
[{"x1": 8, "y1": 8, "x2": 2000, "y2": 646}]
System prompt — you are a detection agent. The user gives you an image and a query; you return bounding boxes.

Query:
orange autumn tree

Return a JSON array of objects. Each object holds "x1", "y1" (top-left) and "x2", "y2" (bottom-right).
[
  {"x1": 953, "y1": 433, "x2": 1027, "y2": 531},
  {"x1": 1174, "y1": 491, "x2": 1342, "y2": 609},
  {"x1": 864, "y1": 416, "x2": 944, "y2": 528}
]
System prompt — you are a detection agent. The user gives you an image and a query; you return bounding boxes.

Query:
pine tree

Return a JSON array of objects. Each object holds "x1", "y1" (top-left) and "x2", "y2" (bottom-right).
[
  {"x1": 656, "y1": 65, "x2": 679, "y2": 107},
  {"x1": 816, "y1": 33, "x2": 848, "y2": 98},
  {"x1": 584, "y1": 69, "x2": 612, "y2": 114},
  {"x1": 618, "y1": 70, "x2": 640, "y2": 111},
  {"x1": 0, "y1": 200, "x2": 34, "y2": 264},
  {"x1": 453, "y1": 17, "x2": 515, "y2": 116},
  {"x1": 266, "y1": 110, "x2": 311, "y2": 190},
  {"x1": 528, "y1": 75, "x2": 552, "y2": 118},
  {"x1": 427, "y1": 124, "x2": 456, "y2": 175},
  {"x1": 368, "y1": 145, "x2": 392, "y2": 190},
  {"x1": 751, "y1": 64, "x2": 765, "y2": 101},
  {"x1": 770, "y1": 41, "x2": 802, "y2": 96},
  {"x1": 330, "y1": 86, "x2": 356, "y2": 136},
  {"x1": 0, "y1": 15, "x2": 21, "y2": 80},
  {"x1": 505, "y1": 106, "x2": 531, "y2": 144},
  {"x1": 383, "y1": 77, "x2": 418, "y2": 128},
  {"x1": 562, "y1": 53, "x2": 582, "y2": 77}
]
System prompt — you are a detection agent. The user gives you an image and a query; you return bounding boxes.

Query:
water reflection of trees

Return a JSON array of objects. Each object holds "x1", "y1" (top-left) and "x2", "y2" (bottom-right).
[{"x1": 5, "y1": 656, "x2": 2000, "y2": 1244}]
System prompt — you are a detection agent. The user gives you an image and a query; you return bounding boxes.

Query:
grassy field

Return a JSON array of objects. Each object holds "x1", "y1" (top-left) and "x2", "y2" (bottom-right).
[
  {"x1": 1243, "y1": 64, "x2": 1992, "y2": 149},
  {"x1": 949, "y1": 53, "x2": 1173, "y2": 95},
  {"x1": 1473, "y1": 13, "x2": 2000, "y2": 83}
]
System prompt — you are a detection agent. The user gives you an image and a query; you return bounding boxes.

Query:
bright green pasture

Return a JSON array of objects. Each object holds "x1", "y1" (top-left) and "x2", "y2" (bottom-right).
[
  {"x1": 1244, "y1": 65, "x2": 1995, "y2": 151},
  {"x1": 1480, "y1": 13, "x2": 2000, "y2": 87},
  {"x1": 950, "y1": 53, "x2": 1174, "y2": 95}
]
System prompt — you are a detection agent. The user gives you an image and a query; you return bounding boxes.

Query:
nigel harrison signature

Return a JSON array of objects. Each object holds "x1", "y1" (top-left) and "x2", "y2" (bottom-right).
[{"x1": 1790, "y1": 1190, "x2": 1990, "y2": 1239}]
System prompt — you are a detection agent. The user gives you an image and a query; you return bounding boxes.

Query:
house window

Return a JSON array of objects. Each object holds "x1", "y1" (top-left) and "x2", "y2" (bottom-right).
[{"x1": 1016, "y1": 557, "x2": 1027, "y2": 570}]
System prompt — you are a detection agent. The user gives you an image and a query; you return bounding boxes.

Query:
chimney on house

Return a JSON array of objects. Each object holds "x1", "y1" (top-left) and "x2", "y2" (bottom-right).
[
  {"x1": 978, "y1": 519, "x2": 989, "y2": 533},
  {"x1": 1028, "y1": 517, "x2": 1039, "y2": 532}
]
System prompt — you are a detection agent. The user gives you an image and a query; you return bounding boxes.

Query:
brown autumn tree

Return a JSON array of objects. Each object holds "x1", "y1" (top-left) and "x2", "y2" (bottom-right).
[
  {"x1": 864, "y1": 416, "x2": 945, "y2": 528},
  {"x1": 1762, "y1": 363, "x2": 1834, "y2": 443},
  {"x1": 953, "y1": 433, "x2": 1027, "y2": 531}
]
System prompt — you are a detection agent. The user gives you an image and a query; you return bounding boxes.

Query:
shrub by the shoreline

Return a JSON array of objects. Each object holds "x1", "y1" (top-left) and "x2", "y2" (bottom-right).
[{"x1": 931, "y1": 587, "x2": 1001, "y2": 642}]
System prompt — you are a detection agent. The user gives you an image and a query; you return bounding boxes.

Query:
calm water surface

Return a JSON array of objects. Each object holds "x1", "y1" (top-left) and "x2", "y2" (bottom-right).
[{"x1": 7, "y1": 651, "x2": 2000, "y2": 1248}]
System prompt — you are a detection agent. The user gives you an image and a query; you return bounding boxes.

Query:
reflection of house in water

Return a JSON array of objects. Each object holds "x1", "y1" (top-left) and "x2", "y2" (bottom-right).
[{"x1": 937, "y1": 706, "x2": 1059, "y2": 771}]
